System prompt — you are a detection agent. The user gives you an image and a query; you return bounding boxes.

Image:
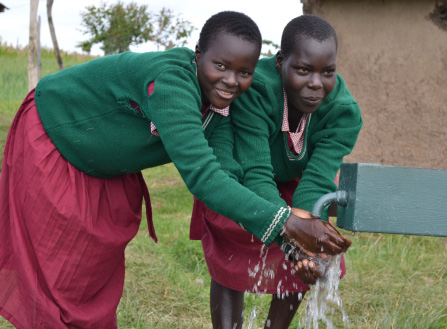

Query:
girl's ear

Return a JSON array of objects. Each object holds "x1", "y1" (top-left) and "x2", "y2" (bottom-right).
[
  {"x1": 275, "y1": 50, "x2": 283, "y2": 72},
  {"x1": 194, "y1": 44, "x2": 201, "y2": 64}
]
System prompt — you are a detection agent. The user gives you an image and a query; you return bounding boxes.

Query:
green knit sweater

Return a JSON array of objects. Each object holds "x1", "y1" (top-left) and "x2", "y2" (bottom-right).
[
  {"x1": 231, "y1": 55, "x2": 362, "y2": 233},
  {"x1": 34, "y1": 48, "x2": 290, "y2": 246}
]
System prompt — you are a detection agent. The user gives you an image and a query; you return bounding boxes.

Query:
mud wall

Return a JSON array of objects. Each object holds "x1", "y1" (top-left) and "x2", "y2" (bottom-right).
[{"x1": 303, "y1": 0, "x2": 447, "y2": 169}]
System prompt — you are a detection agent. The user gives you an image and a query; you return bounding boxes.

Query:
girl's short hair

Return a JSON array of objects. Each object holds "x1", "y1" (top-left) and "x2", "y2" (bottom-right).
[
  {"x1": 281, "y1": 14, "x2": 338, "y2": 58},
  {"x1": 198, "y1": 11, "x2": 262, "y2": 54}
]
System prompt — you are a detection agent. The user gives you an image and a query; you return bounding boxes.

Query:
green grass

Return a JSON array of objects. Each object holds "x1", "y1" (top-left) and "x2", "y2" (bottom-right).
[{"x1": 0, "y1": 44, "x2": 446, "y2": 328}]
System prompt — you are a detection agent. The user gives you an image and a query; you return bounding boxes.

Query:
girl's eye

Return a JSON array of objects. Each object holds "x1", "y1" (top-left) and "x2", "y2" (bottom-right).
[
  {"x1": 240, "y1": 71, "x2": 251, "y2": 78},
  {"x1": 296, "y1": 67, "x2": 309, "y2": 74},
  {"x1": 216, "y1": 63, "x2": 226, "y2": 70},
  {"x1": 324, "y1": 69, "x2": 336, "y2": 77}
]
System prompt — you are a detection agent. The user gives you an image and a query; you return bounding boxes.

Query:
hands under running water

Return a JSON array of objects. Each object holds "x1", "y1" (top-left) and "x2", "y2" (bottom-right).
[
  {"x1": 292, "y1": 252, "x2": 325, "y2": 285},
  {"x1": 282, "y1": 208, "x2": 351, "y2": 257},
  {"x1": 282, "y1": 207, "x2": 351, "y2": 285}
]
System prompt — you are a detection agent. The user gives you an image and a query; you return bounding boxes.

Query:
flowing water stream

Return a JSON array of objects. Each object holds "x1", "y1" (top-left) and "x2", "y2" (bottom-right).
[
  {"x1": 299, "y1": 254, "x2": 349, "y2": 329},
  {"x1": 243, "y1": 242, "x2": 349, "y2": 329}
]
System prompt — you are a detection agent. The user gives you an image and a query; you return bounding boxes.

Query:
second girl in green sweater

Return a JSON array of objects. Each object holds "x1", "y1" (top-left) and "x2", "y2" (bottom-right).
[{"x1": 191, "y1": 14, "x2": 362, "y2": 329}]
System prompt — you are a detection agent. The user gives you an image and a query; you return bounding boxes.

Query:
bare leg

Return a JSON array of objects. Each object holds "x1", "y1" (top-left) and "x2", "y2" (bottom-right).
[
  {"x1": 210, "y1": 279, "x2": 245, "y2": 329},
  {"x1": 264, "y1": 292, "x2": 306, "y2": 329}
]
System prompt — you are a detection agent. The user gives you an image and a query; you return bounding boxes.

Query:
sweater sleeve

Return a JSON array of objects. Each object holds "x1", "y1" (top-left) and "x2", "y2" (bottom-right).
[
  {"x1": 232, "y1": 84, "x2": 287, "y2": 208},
  {"x1": 292, "y1": 99, "x2": 363, "y2": 221},
  {"x1": 205, "y1": 114, "x2": 243, "y2": 182},
  {"x1": 146, "y1": 68, "x2": 290, "y2": 246}
]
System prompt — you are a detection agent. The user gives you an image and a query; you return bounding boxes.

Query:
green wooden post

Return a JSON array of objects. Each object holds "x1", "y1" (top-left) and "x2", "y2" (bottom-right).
[{"x1": 312, "y1": 163, "x2": 447, "y2": 237}]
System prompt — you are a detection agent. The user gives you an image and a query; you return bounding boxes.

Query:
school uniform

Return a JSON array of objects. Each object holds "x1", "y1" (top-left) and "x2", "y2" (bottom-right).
[
  {"x1": 191, "y1": 55, "x2": 362, "y2": 294},
  {"x1": 0, "y1": 48, "x2": 290, "y2": 328}
]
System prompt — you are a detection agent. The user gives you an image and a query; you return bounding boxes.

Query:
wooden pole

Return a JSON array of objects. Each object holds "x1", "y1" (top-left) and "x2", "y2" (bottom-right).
[
  {"x1": 37, "y1": 15, "x2": 41, "y2": 81},
  {"x1": 28, "y1": 0, "x2": 39, "y2": 90},
  {"x1": 47, "y1": 0, "x2": 64, "y2": 70}
]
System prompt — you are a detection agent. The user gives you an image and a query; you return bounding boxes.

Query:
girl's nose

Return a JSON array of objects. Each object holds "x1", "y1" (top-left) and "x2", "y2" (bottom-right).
[
  {"x1": 223, "y1": 71, "x2": 238, "y2": 87},
  {"x1": 308, "y1": 73, "x2": 323, "y2": 89}
]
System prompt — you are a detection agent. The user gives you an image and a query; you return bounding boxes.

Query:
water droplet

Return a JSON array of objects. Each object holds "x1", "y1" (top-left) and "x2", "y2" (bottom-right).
[{"x1": 276, "y1": 280, "x2": 283, "y2": 298}]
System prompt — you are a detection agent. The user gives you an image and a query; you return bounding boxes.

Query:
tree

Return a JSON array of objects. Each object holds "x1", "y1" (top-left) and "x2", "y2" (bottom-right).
[
  {"x1": 78, "y1": 1, "x2": 195, "y2": 55},
  {"x1": 47, "y1": 0, "x2": 63, "y2": 70},
  {"x1": 150, "y1": 7, "x2": 195, "y2": 50}
]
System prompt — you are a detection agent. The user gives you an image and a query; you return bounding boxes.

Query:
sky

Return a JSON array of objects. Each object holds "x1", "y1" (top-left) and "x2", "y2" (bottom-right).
[{"x1": 0, "y1": 0, "x2": 303, "y2": 56}]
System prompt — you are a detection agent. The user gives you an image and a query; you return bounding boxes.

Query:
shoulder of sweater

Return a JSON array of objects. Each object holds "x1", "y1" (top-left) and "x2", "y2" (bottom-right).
[
  {"x1": 244, "y1": 56, "x2": 282, "y2": 99},
  {"x1": 253, "y1": 56, "x2": 281, "y2": 85},
  {"x1": 116, "y1": 47, "x2": 196, "y2": 73},
  {"x1": 133, "y1": 48, "x2": 198, "y2": 89},
  {"x1": 323, "y1": 73, "x2": 359, "y2": 107},
  {"x1": 312, "y1": 74, "x2": 362, "y2": 123}
]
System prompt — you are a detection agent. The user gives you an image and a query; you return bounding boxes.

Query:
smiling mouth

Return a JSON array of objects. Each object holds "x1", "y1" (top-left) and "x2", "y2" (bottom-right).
[{"x1": 216, "y1": 88, "x2": 235, "y2": 100}]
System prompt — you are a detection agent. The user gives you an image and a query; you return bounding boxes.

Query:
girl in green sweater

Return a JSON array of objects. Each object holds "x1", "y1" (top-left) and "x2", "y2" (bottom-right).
[
  {"x1": 0, "y1": 11, "x2": 349, "y2": 329},
  {"x1": 191, "y1": 15, "x2": 362, "y2": 329}
]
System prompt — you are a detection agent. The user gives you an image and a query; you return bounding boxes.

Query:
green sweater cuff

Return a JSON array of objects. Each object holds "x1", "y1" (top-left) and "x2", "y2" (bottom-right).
[{"x1": 262, "y1": 206, "x2": 291, "y2": 246}]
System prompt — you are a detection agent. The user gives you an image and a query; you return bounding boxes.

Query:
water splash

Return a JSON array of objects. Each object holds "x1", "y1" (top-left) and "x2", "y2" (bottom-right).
[
  {"x1": 244, "y1": 244, "x2": 301, "y2": 328},
  {"x1": 246, "y1": 306, "x2": 258, "y2": 329},
  {"x1": 299, "y1": 255, "x2": 349, "y2": 329},
  {"x1": 243, "y1": 242, "x2": 349, "y2": 329},
  {"x1": 244, "y1": 245, "x2": 271, "y2": 328}
]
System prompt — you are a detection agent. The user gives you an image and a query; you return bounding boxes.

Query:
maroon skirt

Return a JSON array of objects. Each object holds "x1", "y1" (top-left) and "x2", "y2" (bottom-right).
[
  {"x1": 190, "y1": 180, "x2": 346, "y2": 294},
  {"x1": 0, "y1": 90, "x2": 156, "y2": 328}
]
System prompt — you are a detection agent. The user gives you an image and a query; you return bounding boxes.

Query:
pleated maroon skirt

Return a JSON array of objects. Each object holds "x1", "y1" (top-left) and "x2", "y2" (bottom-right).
[
  {"x1": 0, "y1": 90, "x2": 155, "y2": 328},
  {"x1": 190, "y1": 180, "x2": 345, "y2": 294}
]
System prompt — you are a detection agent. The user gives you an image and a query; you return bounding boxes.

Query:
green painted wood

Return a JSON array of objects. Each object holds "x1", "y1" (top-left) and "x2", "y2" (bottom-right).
[{"x1": 336, "y1": 163, "x2": 447, "y2": 237}]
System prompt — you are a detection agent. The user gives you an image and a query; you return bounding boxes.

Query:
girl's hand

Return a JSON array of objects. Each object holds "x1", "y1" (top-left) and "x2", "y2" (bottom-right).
[
  {"x1": 290, "y1": 207, "x2": 328, "y2": 258},
  {"x1": 293, "y1": 253, "x2": 324, "y2": 285},
  {"x1": 282, "y1": 213, "x2": 351, "y2": 256},
  {"x1": 291, "y1": 207, "x2": 313, "y2": 218}
]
